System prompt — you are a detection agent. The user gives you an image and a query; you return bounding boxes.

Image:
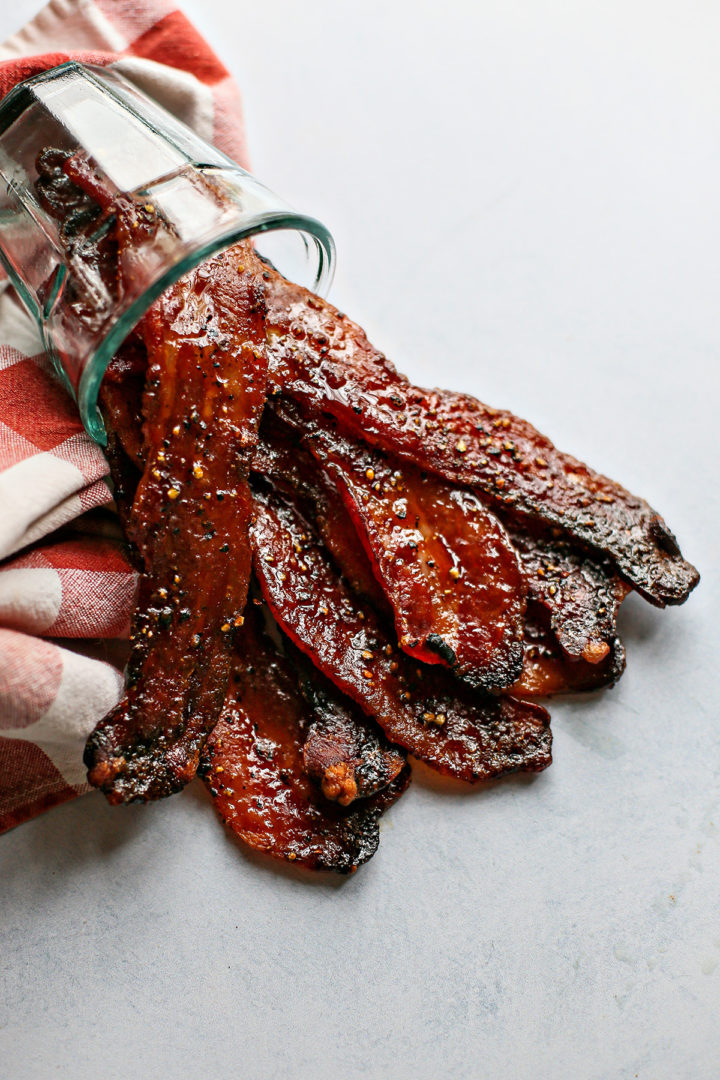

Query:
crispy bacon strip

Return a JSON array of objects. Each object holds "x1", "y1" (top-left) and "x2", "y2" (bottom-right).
[
  {"x1": 511, "y1": 603, "x2": 626, "y2": 697},
  {"x1": 199, "y1": 616, "x2": 410, "y2": 873},
  {"x1": 100, "y1": 373, "x2": 145, "y2": 468},
  {"x1": 253, "y1": 425, "x2": 404, "y2": 804},
  {"x1": 254, "y1": 416, "x2": 389, "y2": 612},
  {"x1": 507, "y1": 524, "x2": 631, "y2": 663},
  {"x1": 36, "y1": 148, "x2": 103, "y2": 228},
  {"x1": 99, "y1": 338, "x2": 149, "y2": 468},
  {"x1": 85, "y1": 245, "x2": 268, "y2": 802},
  {"x1": 102, "y1": 430, "x2": 142, "y2": 549},
  {"x1": 251, "y1": 487, "x2": 552, "y2": 783},
  {"x1": 61, "y1": 152, "x2": 178, "y2": 310},
  {"x1": 293, "y1": 652, "x2": 407, "y2": 805},
  {"x1": 263, "y1": 271, "x2": 699, "y2": 607},
  {"x1": 287, "y1": 409, "x2": 525, "y2": 689}
]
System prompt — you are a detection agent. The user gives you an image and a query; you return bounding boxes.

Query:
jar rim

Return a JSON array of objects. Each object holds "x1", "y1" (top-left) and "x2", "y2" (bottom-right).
[{"x1": 75, "y1": 212, "x2": 335, "y2": 444}]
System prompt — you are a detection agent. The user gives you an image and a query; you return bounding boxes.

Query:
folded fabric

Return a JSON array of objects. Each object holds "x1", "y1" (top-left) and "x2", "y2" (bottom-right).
[{"x1": 0, "y1": 0, "x2": 249, "y2": 832}]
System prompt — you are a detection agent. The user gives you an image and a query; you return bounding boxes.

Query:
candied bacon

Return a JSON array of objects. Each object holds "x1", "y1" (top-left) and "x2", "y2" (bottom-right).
[
  {"x1": 103, "y1": 400, "x2": 405, "y2": 809},
  {"x1": 102, "y1": 430, "x2": 142, "y2": 548},
  {"x1": 251, "y1": 486, "x2": 552, "y2": 783},
  {"x1": 510, "y1": 603, "x2": 626, "y2": 697},
  {"x1": 254, "y1": 415, "x2": 389, "y2": 612},
  {"x1": 284, "y1": 407, "x2": 525, "y2": 690},
  {"x1": 36, "y1": 148, "x2": 102, "y2": 229},
  {"x1": 506, "y1": 524, "x2": 631, "y2": 664},
  {"x1": 31, "y1": 149, "x2": 701, "y2": 874},
  {"x1": 262, "y1": 271, "x2": 699, "y2": 608},
  {"x1": 36, "y1": 150, "x2": 168, "y2": 337},
  {"x1": 34, "y1": 149, "x2": 122, "y2": 337},
  {"x1": 199, "y1": 615, "x2": 410, "y2": 873},
  {"x1": 61, "y1": 152, "x2": 169, "y2": 302},
  {"x1": 98, "y1": 338, "x2": 149, "y2": 468},
  {"x1": 84, "y1": 245, "x2": 268, "y2": 803},
  {"x1": 293, "y1": 652, "x2": 407, "y2": 805}
]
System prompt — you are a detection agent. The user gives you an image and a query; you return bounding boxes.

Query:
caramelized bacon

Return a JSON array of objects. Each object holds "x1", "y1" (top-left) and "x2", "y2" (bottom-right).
[
  {"x1": 33, "y1": 151, "x2": 700, "y2": 874},
  {"x1": 294, "y1": 654, "x2": 407, "y2": 805},
  {"x1": 35, "y1": 149, "x2": 122, "y2": 322},
  {"x1": 199, "y1": 617, "x2": 410, "y2": 873},
  {"x1": 36, "y1": 148, "x2": 102, "y2": 227},
  {"x1": 102, "y1": 431, "x2": 142, "y2": 549},
  {"x1": 263, "y1": 271, "x2": 699, "y2": 607},
  {"x1": 255, "y1": 416, "x2": 389, "y2": 611},
  {"x1": 289, "y1": 410, "x2": 525, "y2": 690},
  {"x1": 251, "y1": 488, "x2": 552, "y2": 783},
  {"x1": 100, "y1": 375, "x2": 145, "y2": 469},
  {"x1": 511, "y1": 603, "x2": 626, "y2": 697},
  {"x1": 507, "y1": 524, "x2": 631, "y2": 663},
  {"x1": 61, "y1": 152, "x2": 170, "y2": 305},
  {"x1": 99, "y1": 339, "x2": 148, "y2": 468},
  {"x1": 85, "y1": 245, "x2": 268, "y2": 802}
]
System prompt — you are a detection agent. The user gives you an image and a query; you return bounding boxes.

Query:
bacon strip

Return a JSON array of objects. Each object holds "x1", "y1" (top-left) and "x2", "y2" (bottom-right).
[
  {"x1": 100, "y1": 373, "x2": 146, "y2": 469},
  {"x1": 506, "y1": 524, "x2": 631, "y2": 663},
  {"x1": 263, "y1": 272, "x2": 699, "y2": 607},
  {"x1": 511, "y1": 603, "x2": 626, "y2": 697},
  {"x1": 251, "y1": 487, "x2": 552, "y2": 783},
  {"x1": 254, "y1": 416, "x2": 390, "y2": 612},
  {"x1": 262, "y1": 408, "x2": 629, "y2": 675},
  {"x1": 294, "y1": 651, "x2": 407, "y2": 805},
  {"x1": 287, "y1": 409, "x2": 525, "y2": 690},
  {"x1": 199, "y1": 616, "x2": 410, "y2": 873},
  {"x1": 85, "y1": 245, "x2": 268, "y2": 802},
  {"x1": 99, "y1": 338, "x2": 149, "y2": 468}
]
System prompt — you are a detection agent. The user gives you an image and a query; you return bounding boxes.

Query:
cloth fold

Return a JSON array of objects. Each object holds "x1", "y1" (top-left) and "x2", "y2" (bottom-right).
[{"x1": 0, "y1": 0, "x2": 249, "y2": 832}]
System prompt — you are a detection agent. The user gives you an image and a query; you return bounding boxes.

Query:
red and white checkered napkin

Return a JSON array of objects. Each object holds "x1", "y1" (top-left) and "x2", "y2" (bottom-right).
[{"x1": 0, "y1": 0, "x2": 250, "y2": 832}]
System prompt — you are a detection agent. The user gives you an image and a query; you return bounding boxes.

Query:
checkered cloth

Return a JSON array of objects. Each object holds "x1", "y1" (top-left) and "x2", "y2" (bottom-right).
[{"x1": 0, "y1": 0, "x2": 249, "y2": 831}]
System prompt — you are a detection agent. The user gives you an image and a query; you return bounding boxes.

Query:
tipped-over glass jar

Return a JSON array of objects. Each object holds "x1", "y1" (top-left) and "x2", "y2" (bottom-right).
[{"x1": 0, "y1": 61, "x2": 335, "y2": 443}]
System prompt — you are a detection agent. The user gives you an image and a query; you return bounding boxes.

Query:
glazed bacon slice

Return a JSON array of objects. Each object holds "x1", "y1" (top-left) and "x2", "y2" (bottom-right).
[
  {"x1": 511, "y1": 603, "x2": 626, "y2": 697},
  {"x1": 294, "y1": 654, "x2": 407, "y2": 805},
  {"x1": 251, "y1": 487, "x2": 552, "y2": 783},
  {"x1": 85, "y1": 245, "x2": 268, "y2": 803},
  {"x1": 98, "y1": 338, "x2": 149, "y2": 468},
  {"x1": 100, "y1": 371, "x2": 145, "y2": 468},
  {"x1": 35, "y1": 149, "x2": 125, "y2": 327},
  {"x1": 254, "y1": 415, "x2": 390, "y2": 613},
  {"x1": 262, "y1": 271, "x2": 699, "y2": 608},
  {"x1": 506, "y1": 524, "x2": 631, "y2": 664},
  {"x1": 286, "y1": 408, "x2": 526, "y2": 690},
  {"x1": 199, "y1": 615, "x2": 410, "y2": 873}
]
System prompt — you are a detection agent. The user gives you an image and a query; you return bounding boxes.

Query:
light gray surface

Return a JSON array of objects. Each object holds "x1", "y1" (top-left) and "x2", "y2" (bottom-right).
[{"x1": 1, "y1": 2, "x2": 718, "y2": 1078}]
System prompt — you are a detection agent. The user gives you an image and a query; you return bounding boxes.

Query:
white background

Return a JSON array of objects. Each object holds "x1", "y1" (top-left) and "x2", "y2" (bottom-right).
[{"x1": 2, "y1": 2, "x2": 719, "y2": 1078}]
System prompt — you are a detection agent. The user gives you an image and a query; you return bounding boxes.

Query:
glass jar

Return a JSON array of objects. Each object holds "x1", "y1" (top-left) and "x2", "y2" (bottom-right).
[{"x1": 0, "y1": 61, "x2": 335, "y2": 443}]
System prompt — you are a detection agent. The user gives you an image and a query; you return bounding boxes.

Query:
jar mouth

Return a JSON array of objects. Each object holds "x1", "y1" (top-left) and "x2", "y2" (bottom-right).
[
  {"x1": 0, "y1": 61, "x2": 336, "y2": 445},
  {"x1": 74, "y1": 213, "x2": 334, "y2": 445}
]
